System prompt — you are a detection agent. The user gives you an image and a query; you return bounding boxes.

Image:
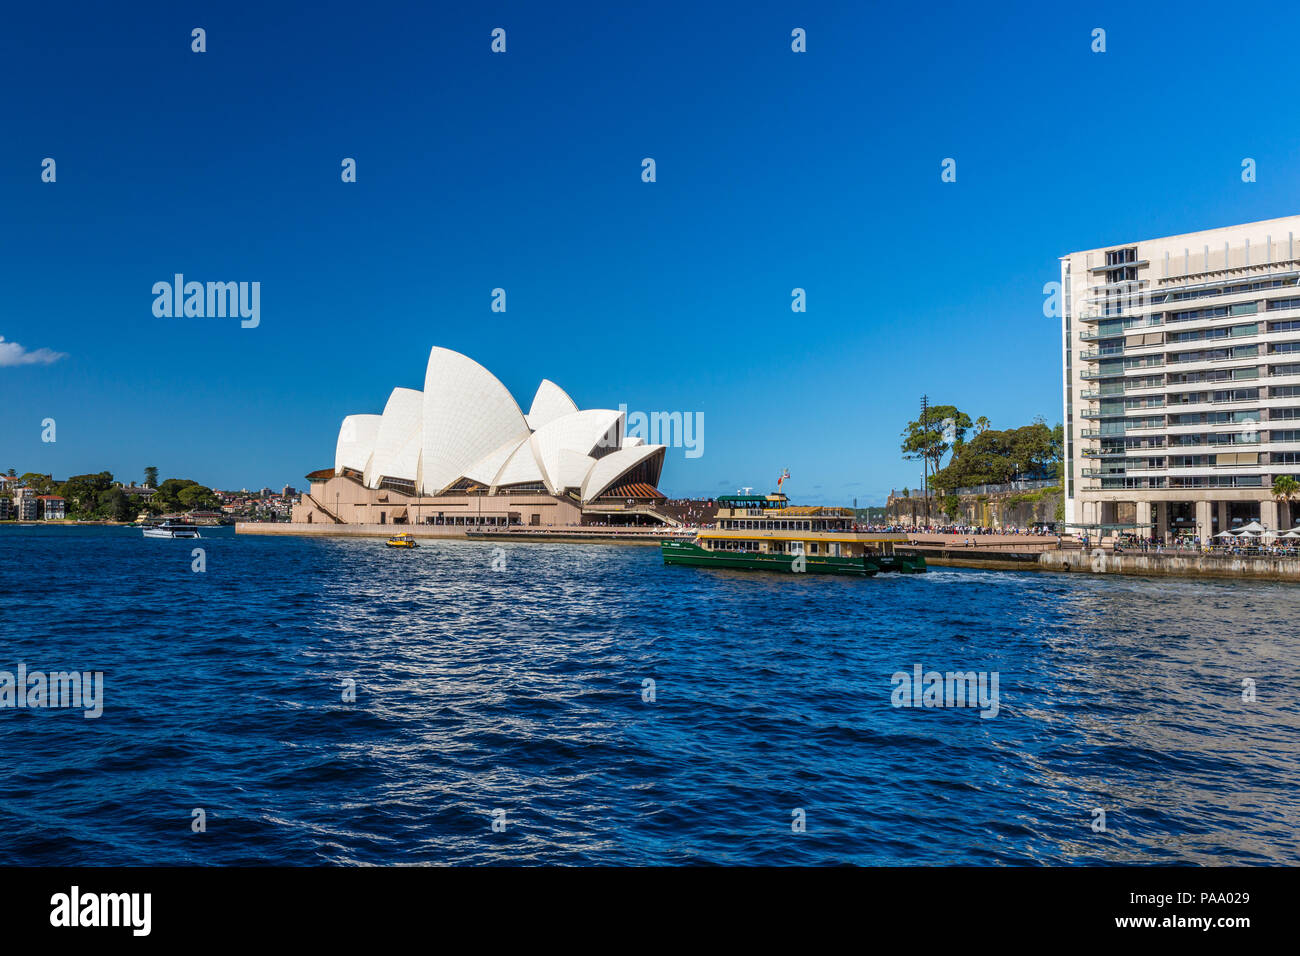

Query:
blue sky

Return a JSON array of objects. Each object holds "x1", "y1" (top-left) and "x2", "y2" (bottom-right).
[{"x1": 4, "y1": 1, "x2": 1300, "y2": 503}]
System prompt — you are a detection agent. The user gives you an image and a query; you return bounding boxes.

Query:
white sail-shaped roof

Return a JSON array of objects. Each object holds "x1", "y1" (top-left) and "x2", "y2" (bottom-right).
[
  {"x1": 492, "y1": 439, "x2": 546, "y2": 489},
  {"x1": 335, "y1": 414, "x2": 382, "y2": 476},
  {"x1": 529, "y1": 409, "x2": 623, "y2": 493},
  {"x1": 463, "y1": 435, "x2": 528, "y2": 486},
  {"x1": 326, "y1": 347, "x2": 674, "y2": 502},
  {"x1": 557, "y1": 449, "x2": 596, "y2": 491},
  {"x1": 420, "y1": 347, "x2": 529, "y2": 495},
  {"x1": 580, "y1": 444, "x2": 665, "y2": 502},
  {"x1": 365, "y1": 387, "x2": 424, "y2": 488},
  {"x1": 526, "y1": 379, "x2": 579, "y2": 430}
]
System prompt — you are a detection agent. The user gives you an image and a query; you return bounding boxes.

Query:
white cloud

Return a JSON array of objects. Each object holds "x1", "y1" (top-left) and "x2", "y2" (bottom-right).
[{"x1": 0, "y1": 336, "x2": 67, "y2": 367}]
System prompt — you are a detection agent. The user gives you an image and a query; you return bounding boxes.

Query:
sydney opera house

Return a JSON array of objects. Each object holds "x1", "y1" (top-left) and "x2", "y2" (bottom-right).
[{"x1": 292, "y1": 347, "x2": 671, "y2": 529}]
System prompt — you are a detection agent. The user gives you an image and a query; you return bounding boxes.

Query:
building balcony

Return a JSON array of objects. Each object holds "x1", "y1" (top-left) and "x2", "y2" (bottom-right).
[
  {"x1": 1166, "y1": 463, "x2": 1270, "y2": 474},
  {"x1": 1166, "y1": 475, "x2": 1266, "y2": 489},
  {"x1": 1080, "y1": 468, "x2": 1137, "y2": 478},
  {"x1": 1088, "y1": 259, "x2": 1149, "y2": 274},
  {"x1": 1080, "y1": 349, "x2": 1125, "y2": 361},
  {"x1": 1168, "y1": 441, "x2": 1261, "y2": 455},
  {"x1": 1123, "y1": 380, "x2": 1169, "y2": 394},
  {"x1": 1164, "y1": 354, "x2": 1262, "y2": 375},
  {"x1": 1081, "y1": 449, "x2": 1132, "y2": 458}
]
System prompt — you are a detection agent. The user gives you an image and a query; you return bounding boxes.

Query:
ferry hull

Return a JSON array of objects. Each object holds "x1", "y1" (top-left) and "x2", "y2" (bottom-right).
[
  {"x1": 872, "y1": 554, "x2": 928, "y2": 574},
  {"x1": 661, "y1": 541, "x2": 878, "y2": 576}
]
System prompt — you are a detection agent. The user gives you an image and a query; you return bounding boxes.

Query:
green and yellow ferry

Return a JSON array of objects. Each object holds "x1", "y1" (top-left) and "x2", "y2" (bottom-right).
[{"x1": 661, "y1": 493, "x2": 925, "y2": 576}]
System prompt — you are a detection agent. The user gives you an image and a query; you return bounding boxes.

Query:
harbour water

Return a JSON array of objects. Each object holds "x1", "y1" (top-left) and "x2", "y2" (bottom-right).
[{"x1": 1, "y1": 525, "x2": 1298, "y2": 865}]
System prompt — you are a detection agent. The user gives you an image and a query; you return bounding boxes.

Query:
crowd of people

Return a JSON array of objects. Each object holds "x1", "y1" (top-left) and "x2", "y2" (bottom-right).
[
  {"x1": 658, "y1": 497, "x2": 719, "y2": 529},
  {"x1": 1102, "y1": 533, "x2": 1300, "y2": 556},
  {"x1": 865, "y1": 522, "x2": 1058, "y2": 537}
]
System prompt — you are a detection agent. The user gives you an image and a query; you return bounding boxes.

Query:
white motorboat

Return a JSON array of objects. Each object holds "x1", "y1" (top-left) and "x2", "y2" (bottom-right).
[{"x1": 142, "y1": 522, "x2": 200, "y2": 538}]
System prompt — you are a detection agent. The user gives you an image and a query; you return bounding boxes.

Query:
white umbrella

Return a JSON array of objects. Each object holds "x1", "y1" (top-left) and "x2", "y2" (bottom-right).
[
  {"x1": 1283, "y1": 530, "x2": 1300, "y2": 539},
  {"x1": 1237, "y1": 520, "x2": 1265, "y2": 534},
  {"x1": 1213, "y1": 530, "x2": 1239, "y2": 538}
]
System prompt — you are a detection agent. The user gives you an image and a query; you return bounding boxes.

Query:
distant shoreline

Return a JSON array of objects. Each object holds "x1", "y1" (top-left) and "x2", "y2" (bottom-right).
[{"x1": 0, "y1": 520, "x2": 251, "y2": 528}]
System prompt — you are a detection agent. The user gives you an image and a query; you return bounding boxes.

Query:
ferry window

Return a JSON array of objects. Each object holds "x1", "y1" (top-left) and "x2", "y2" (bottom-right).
[
  {"x1": 809, "y1": 543, "x2": 819, "y2": 554},
  {"x1": 789, "y1": 541, "x2": 804, "y2": 555},
  {"x1": 828, "y1": 543, "x2": 841, "y2": 557}
]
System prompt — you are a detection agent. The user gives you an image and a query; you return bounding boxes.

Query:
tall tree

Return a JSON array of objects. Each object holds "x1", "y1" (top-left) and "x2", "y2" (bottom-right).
[
  {"x1": 154, "y1": 478, "x2": 200, "y2": 511},
  {"x1": 901, "y1": 403, "x2": 971, "y2": 520},
  {"x1": 176, "y1": 484, "x2": 219, "y2": 510},
  {"x1": 144, "y1": 466, "x2": 159, "y2": 488},
  {"x1": 1272, "y1": 475, "x2": 1299, "y2": 528},
  {"x1": 18, "y1": 473, "x2": 56, "y2": 495},
  {"x1": 931, "y1": 421, "x2": 1064, "y2": 493},
  {"x1": 57, "y1": 472, "x2": 115, "y2": 517}
]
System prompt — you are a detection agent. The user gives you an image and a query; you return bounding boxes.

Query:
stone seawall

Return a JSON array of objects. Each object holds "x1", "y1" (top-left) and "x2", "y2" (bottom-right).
[
  {"x1": 898, "y1": 547, "x2": 1049, "y2": 572},
  {"x1": 237, "y1": 522, "x2": 472, "y2": 538},
  {"x1": 887, "y1": 487, "x2": 1063, "y2": 529},
  {"x1": 235, "y1": 522, "x2": 674, "y2": 545},
  {"x1": 1039, "y1": 549, "x2": 1300, "y2": 582}
]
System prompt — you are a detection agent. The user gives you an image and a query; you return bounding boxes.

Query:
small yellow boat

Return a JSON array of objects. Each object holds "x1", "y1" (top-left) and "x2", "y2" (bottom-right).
[{"x1": 385, "y1": 533, "x2": 418, "y2": 549}]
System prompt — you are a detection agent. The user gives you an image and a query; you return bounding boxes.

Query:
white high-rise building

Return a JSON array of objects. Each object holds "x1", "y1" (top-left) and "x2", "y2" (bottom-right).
[{"x1": 1062, "y1": 215, "x2": 1300, "y2": 540}]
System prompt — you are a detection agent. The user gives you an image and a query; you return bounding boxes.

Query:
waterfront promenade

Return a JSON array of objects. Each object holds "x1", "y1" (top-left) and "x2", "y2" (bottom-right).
[{"x1": 236, "y1": 521, "x2": 689, "y2": 544}]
